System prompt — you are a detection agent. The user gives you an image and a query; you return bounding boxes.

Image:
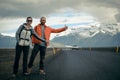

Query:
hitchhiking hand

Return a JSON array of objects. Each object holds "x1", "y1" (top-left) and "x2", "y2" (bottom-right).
[
  {"x1": 64, "y1": 24, "x2": 68, "y2": 30},
  {"x1": 32, "y1": 43, "x2": 34, "y2": 46}
]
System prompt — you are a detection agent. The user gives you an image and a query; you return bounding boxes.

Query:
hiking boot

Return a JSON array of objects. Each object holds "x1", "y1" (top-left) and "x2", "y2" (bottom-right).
[
  {"x1": 39, "y1": 69, "x2": 46, "y2": 75},
  {"x1": 12, "y1": 74, "x2": 16, "y2": 78},
  {"x1": 23, "y1": 72, "x2": 30, "y2": 76},
  {"x1": 27, "y1": 67, "x2": 32, "y2": 74}
]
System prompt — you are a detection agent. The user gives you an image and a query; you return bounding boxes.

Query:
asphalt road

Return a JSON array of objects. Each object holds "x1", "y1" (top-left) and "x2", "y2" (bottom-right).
[{"x1": 7, "y1": 50, "x2": 120, "y2": 80}]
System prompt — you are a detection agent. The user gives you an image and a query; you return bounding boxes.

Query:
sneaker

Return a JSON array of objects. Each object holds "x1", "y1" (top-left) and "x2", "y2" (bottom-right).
[
  {"x1": 27, "y1": 67, "x2": 32, "y2": 74},
  {"x1": 12, "y1": 74, "x2": 16, "y2": 78},
  {"x1": 39, "y1": 69, "x2": 46, "y2": 75},
  {"x1": 23, "y1": 72, "x2": 30, "y2": 76}
]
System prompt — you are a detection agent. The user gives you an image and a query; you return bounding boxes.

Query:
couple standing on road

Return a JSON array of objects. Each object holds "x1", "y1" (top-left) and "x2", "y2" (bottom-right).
[{"x1": 12, "y1": 16, "x2": 68, "y2": 77}]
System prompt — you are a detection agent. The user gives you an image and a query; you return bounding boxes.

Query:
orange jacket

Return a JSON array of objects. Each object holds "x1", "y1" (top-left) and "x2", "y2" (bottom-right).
[{"x1": 32, "y1": 24, "x2": 66, "y2": 46}]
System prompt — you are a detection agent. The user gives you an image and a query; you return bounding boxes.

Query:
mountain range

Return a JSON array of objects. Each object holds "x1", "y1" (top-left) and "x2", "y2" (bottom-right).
[
  {"x1": 0, "y1": 24, "x2": 120, "y2": 48},
  {"x1": 0, "y1": 33, "x2": 16, "y2": 48},
  {"x1": 51, "y1": 23, "x2": 120, "y2": 47}
]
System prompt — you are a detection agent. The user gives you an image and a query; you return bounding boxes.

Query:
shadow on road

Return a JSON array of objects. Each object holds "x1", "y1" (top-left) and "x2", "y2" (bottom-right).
[{"x1": 6, "y1": 72, "x2": 47, "y2": 80}]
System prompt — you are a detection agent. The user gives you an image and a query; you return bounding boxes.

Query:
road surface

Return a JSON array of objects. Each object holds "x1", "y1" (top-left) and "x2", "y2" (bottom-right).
[{"x1": 7, "y1": 50, "x2": 120, "y2": 80}]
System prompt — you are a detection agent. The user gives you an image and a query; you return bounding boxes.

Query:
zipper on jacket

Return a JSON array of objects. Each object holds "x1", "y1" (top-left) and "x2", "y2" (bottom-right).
[{"x1": 23, "y1": 30, "x2": 28, "y2": 46}]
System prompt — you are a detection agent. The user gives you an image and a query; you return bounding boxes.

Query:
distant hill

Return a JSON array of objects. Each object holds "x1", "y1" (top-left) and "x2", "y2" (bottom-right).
[
  {"x1": 0, "y1": 32, "x2": 120, "y2": 48},
  {"x1": 0, "y1": 33, "x2": 16, "y2": 48},
  {"x1": 52, "y1": 32, "x2": 120, "y2": 47}
]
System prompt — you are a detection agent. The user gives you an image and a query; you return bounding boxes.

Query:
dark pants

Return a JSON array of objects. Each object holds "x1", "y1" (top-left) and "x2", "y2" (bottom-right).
[
  {"x1": 28, "y1": 44, "x2": 46, "y2": 70},
  {"x1": 13, "y1": 43, "x2": 29, "y2": 74}
]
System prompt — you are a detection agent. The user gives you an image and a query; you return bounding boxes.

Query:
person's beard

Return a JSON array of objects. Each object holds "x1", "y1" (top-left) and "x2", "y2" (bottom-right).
[{"x1": 41, "y1": 22, "x2": 45, "y2": 25}]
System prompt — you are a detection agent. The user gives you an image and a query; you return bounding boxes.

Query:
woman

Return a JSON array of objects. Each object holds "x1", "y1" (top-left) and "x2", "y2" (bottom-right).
[{"x1": 12, "y1": 17, "x2": 46, "y2": 77}]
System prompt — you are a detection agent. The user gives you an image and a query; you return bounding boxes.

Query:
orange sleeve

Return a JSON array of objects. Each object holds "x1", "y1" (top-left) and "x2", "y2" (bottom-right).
[{"x1": 50, "y1": 27, "x2": 66, "y2": 33}]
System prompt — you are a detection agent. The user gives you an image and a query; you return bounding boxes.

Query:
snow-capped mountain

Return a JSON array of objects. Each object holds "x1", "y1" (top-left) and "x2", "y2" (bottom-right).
[
  {"x1": 1, "y1": 33, "x2": 15, "y2": 37},
  {"x1": 51, "y1": 23, "x2": 120, "y2": 47},
  {"x1": 51, "y1": 23, "x2": 120, "y2": 40}
]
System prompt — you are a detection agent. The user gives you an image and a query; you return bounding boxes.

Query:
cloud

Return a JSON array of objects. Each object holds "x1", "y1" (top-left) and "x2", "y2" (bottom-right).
[
  {"x1": 0, "y1": 13, "x2": 96, "y2": 33},
  {"x1": 0, "y1": 18, "x2": 39, "y2": 32},
  {"x1": 47, "y1": 13, "x2": 95, "y2": 25},
  {"x1": 0, "y1": 18, "x2": 25, "y2": 33},
  {"x1": 0, "y1": 0, "x2": 54, "y2": 18},
  {"x1": 0, "y1": 0, "x2": 120, "y2": 24}
]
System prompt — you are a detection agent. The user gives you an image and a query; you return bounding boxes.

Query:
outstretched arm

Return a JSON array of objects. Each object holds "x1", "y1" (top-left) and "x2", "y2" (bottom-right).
[{"x1": 51, "y1": 25, "x2": 68, "y2": 33}]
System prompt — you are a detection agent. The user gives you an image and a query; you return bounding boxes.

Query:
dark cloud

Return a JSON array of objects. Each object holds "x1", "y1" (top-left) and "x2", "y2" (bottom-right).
[{"x1": 0, "y1": 0, "x2": 120, "y2": 22}]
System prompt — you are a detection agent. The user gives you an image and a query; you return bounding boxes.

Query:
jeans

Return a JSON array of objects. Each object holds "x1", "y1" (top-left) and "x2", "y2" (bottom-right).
[
  {"x1": 13, "y1": 43, "x2": 29, "y2": 74},
  {"x1": 28, "y1": 44, "x2": 46, "y2": 70}
]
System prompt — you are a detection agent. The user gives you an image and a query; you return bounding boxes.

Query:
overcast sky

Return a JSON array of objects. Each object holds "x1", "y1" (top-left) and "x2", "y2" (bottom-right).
[{"x1": 0, "y1": 0, "x2": 120, "y2": 36}]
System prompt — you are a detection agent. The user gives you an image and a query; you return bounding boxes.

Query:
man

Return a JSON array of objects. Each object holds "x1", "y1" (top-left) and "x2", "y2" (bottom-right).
[{"x1": 28, "y1": 16, "x2": 68, "y2": 74}]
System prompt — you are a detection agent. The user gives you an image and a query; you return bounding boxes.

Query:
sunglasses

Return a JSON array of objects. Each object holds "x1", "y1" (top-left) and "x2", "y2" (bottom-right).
[{"x1": 27, "y1": 20, "x2": 32, "y2": 22}]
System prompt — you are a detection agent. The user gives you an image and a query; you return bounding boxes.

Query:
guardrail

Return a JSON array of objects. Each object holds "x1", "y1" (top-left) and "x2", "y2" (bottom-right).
[
  {"x1": 80, "y1": 47, "x2": 120, "y2": 53},
  {"x1": 50, "y1": 46, "x2": 120, "y2": 53}
]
